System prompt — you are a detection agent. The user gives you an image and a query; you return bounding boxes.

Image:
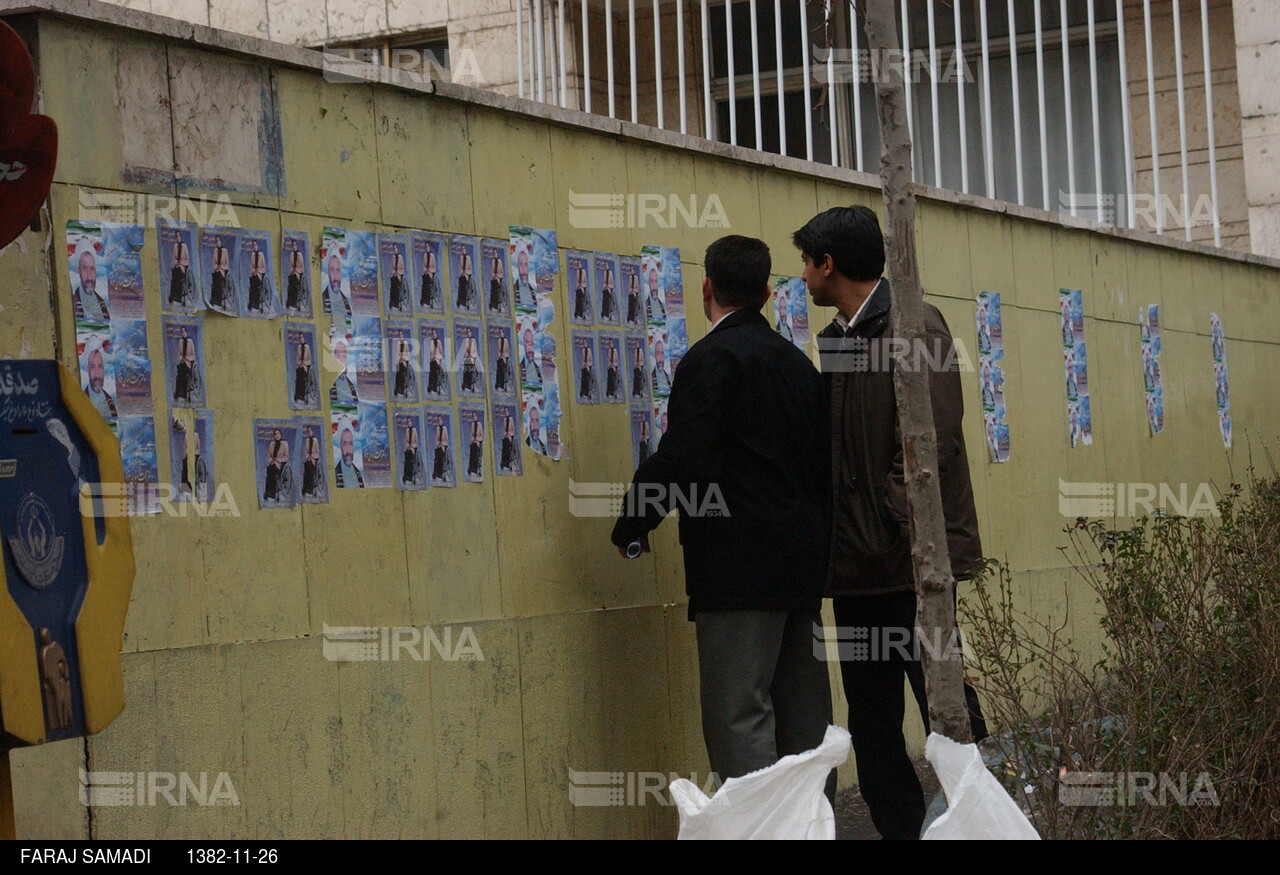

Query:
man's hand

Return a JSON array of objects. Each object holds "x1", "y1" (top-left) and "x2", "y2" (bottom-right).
[{"x1": 617, "y1": 534, "x2": 651, "y2": 559}]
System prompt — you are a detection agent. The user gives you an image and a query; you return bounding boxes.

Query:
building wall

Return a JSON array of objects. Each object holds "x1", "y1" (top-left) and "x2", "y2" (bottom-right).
[
  {"x1": 1233, "y1": 0, "x2": 1280, "y2": 257},
  {"x1": 96, "y1": 1, "x2": 1279, "y2": 256},
  {"x1": 100, "y1": 0, "x2": 705, "y2": 122},
  {"x1": 3, "y1": 1, "x2": 1280, "y2": 839},
  {"x1": 1123, "y1": 0, "x2": 1251, "y2": 251},
  {"x1": 100, "y1": 0, "x2": 458, "y2": 43}
]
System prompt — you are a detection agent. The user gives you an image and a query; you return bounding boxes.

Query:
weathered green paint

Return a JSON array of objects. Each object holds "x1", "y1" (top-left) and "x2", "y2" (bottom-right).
[{"x1": 5, "y1": 6, "x2": 1280, "y2": 839}]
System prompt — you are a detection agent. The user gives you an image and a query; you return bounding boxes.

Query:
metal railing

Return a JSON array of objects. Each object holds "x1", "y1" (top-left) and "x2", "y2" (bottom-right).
[{"x1": 514, "y1": 0, "x2": 1228, "y2": 247}]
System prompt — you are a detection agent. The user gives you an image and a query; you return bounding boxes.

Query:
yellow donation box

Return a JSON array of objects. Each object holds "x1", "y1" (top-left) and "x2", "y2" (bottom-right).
[{"x1": 0, "y1": 360, "x2": 134, "y2": 749}]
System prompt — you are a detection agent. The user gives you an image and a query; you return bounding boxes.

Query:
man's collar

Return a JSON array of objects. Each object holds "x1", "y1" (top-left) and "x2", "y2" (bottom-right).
[
  {"x1": 709, "y1": 309, "x2": 737, "y2": 332},
  {"x1": 834, "y1": 278, "x2": 890, "y2": 333},
  {"x1": 709, "y1": 308, "x2": 766, "y2": 333}
]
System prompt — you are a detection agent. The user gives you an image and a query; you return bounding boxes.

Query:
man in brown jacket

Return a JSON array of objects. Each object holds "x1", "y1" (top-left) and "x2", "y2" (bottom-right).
[{"x1": 794, "y1": 205, "x2": 987, "y2": 839}]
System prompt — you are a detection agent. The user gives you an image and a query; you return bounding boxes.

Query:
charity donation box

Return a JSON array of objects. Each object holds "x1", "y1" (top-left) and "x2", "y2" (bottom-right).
[{"x1": 0, "y1": 359, "x2": 134, "y2": 750}]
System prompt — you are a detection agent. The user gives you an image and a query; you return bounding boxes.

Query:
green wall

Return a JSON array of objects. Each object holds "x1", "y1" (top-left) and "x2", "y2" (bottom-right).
[{"x1": 2, "y1": 6, "x2": 1277, "y2": 839}]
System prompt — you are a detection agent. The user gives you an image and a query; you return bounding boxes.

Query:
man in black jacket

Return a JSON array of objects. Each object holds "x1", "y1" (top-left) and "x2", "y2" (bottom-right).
[
  {"x1": 612, "y1": 235, "x2": 833, "y2": 786},
  {"x1": 795, "y1": 205, "x2": 987, "y2": 839}
]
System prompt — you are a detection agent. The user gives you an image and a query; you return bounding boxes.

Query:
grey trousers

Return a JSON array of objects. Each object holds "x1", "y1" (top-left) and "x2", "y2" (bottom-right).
[{"x1": 694, "y1": 609, "x2": 835, "y2": 790}]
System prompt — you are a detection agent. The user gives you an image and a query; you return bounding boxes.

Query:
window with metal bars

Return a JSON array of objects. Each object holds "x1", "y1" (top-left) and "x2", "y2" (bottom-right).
[{"x1": 706, "y1": 0, "x2": 1126, "y2": 217}]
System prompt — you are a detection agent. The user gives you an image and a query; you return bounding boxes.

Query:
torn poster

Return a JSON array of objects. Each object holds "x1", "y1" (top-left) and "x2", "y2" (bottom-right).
[
  {"x1": 977, "y1": 291, "x2": 1011, "y2": 462},
  {"x1": 1059, "y1": 288, "x2": 1092, "y2": 448}
]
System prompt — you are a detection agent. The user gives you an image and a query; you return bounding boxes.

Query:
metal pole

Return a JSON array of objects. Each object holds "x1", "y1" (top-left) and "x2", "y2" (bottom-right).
[
  {"x1": 629, "y1": 0, "x2": 639, "y2": 123},
  {"x1": 927, "y1": 0, "x2": 941, "y2": 186},
  {"x1": 777, "y1": 0, "x2": 787, "y2": 155},
  {"x1": 535, "y1": 0, "x2": 546, "y2": 103},
  {"x1": 1062, "y1": 0, "x2": 1076, "y2": 215},
  {"x1": 1200, "y1": 0, "x2": 1221, "y2": 245},
  {"x1": 607, "y1": 0, "x2": 617, "y2": 117},
  {"x1": 654, "y1": 0, "x2": 665, "y2": 128},
  {"x1": 851, "y1": 1, "x2": 863, "y2": 170},
  {"x1": 583, "y1": 0, "x2": 592, "y2": 113},
  {"x1": 1087, "y1": 0, "x2": 1104, "y2": 220},
  {"x1": 750, "y1": 0, "x2": 762, "y2": 149},
  {"x1": 801, "y1": 0, "x2": 813, "y2": 160},
  {"x1": 1173, "y1": 0, "x2": 1191, "y2": 240},
  {"x1": 701, "y1": 0, "x2": 712, "y2": 137},
  {"x1": 1035, "y1": 0, "x2": 1049, "y2": 210},
  {"x1": 1007, "y1": 0, "x2": 1024, "y2": 205},
  {"x1": 1116, "y1": 0, "x2": 1135, "y2": 227},
  {"x1": 518, "y1": 0, "x2": 526, "y2": 99},
  {"x1": 828, "y1": 6, "x2": 837, "y2": 164},
  {"x1": 1144, "y1": 0, "x2": 1163, "y2": 232},
  {"x1": 980, "y1": 0, "x2": 994, "y2": 198},
  {"x1": 727, "y1": 0, "x2": 738, "y2": 144},
  {"x1": 678, "y1": 0, "x2": 688, "y2": 133},
  {"x1": 901, "y1": 0, "x2": 914, "y2": 167},
  {"x1": 955, "y1": 0, "x2": 967, "y2": 193},
  {"x1": 559, "y1": 0, "x2": 568, "y2": 106}
]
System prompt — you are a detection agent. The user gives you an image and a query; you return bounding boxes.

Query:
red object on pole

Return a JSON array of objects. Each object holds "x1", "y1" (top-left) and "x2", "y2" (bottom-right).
[{"x1": 0, "y1": 20, "x2": 57, "y2": 250}]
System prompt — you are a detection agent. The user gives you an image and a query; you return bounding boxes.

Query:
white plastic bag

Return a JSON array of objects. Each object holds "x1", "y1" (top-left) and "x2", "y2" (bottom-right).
[
  {"x1": 921, "y1": 732, "x2": 1041, "y2": 840},
  {"x1": 669, "y1": 725, "x2": 851, "y2": 840}
]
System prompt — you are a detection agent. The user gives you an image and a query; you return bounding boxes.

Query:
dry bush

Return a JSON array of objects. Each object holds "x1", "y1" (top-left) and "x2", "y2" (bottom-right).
[{"x1": 961, "y1": 478, "x2": 1280, "y2": 839}]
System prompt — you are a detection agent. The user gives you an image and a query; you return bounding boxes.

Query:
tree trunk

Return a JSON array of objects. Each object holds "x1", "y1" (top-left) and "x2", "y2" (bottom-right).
[{"x1": 860, "y1": 0, "x2": 972, "y2": 744}]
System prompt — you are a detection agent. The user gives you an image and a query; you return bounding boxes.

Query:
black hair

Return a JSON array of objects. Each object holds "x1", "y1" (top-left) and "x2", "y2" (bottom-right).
[
  {"x1": 791, "y1": 205, "x2": 885, "y2": 282},
  {"x1": 704, "y1": 235, "x2": 771, "y2": 310}
]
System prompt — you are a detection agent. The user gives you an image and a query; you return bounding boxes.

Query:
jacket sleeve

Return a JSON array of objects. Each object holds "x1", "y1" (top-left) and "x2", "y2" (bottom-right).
[
  {"x1": 611, "y1": 346, "x2": 730, "y2": 547},
  {"x1": 884, "y1": 316, "x2": 965, "y2": 527}
]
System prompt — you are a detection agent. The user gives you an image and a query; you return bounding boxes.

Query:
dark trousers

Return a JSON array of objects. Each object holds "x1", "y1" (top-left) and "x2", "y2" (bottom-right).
[
  {"x1": 833, "y1": 590, "x2": 987, "y2": 840},
  {"x1": 694, "y1": 609, "x2": 834, "y2": 795}
]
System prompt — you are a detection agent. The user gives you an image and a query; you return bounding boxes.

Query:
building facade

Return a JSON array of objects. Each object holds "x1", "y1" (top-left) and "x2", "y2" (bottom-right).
[
  {"x1": 4, "y1": 0, "x2": 1280, "y2": 839},
  {"x1": 100, "y1": 0, "x2": 1280, "y2": 256}
]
